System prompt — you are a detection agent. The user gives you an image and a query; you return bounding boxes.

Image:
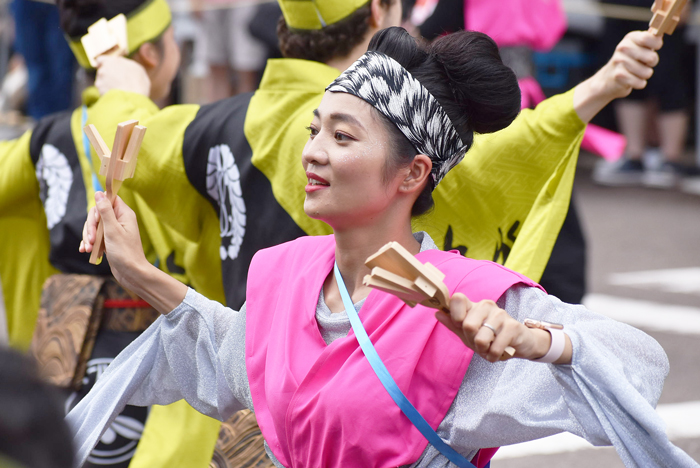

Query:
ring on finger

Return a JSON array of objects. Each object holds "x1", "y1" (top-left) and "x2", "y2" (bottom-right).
[{"x1": 481, "y1": 322, "x2": 497, "y2": 335}]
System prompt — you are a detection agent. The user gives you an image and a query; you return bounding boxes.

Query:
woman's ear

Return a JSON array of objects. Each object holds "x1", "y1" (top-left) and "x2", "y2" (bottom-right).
[
  {"x1": 132, "y1": 42, "x2": 160, "y2": 71},
  {"x1": 399, "y1": 154, "x2": 432, "y2": 194},
  {"x1": 369, "y1": 0, "x2": 388, "y2": 28}
]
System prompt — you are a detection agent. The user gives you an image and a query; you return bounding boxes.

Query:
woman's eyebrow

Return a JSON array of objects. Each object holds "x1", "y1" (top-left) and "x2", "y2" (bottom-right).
[{"x1": 311, "y1": 108, "x2": 366, "y2": 131}]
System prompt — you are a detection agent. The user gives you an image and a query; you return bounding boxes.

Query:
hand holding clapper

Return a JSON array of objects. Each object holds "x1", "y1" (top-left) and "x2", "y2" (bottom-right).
[
  {"x1": 83, "y1": 121, "x2": 146, "y2": 264},
  {"x1": 362, "y1": 242, "x2": 516, "y2": 361}
]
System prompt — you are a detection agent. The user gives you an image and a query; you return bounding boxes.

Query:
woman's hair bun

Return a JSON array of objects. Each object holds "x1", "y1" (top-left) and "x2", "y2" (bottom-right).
[{"x1": 369, "y1": 27, "x2": 521, "y2": 146}]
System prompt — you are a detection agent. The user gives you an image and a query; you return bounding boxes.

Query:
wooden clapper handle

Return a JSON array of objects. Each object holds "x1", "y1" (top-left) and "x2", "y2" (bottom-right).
[
  {"x1": 363, "y1": 242, "x2": 515, "y2": 361},
  {"x1": 649, "y1": 0, "x2": 688, "y2": 36},
  {"x1": 84, "y1": 120, "x2": 146, "y2": 264}
]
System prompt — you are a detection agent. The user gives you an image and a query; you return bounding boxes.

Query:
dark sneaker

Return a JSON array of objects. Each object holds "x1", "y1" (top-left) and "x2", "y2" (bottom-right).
[
  {"x1": 642, "y1": 162, "x2": 687, "y2": 189},
  {"x1": 592, "y1": 159, "x2": 644, "y2": 186}
]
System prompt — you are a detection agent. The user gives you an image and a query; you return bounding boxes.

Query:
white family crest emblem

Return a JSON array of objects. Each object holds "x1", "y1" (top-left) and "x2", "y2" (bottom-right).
[
  {"x1": 206, "y1": 144, "x2": 247, "y2": 261},
  {"x1": 35, "y1": 144, "x2": 73, "y2": 230}
]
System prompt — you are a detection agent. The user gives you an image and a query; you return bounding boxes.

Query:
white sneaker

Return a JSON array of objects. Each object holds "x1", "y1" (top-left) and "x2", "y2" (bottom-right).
[
  {"x1": 592, "y1": 159, "x2": 644, "y2": 186},
  {"x1": 642, "y1": 162, "x2": 685, "y2": 189},
  {"x1": 681, "y1": 177, "x2": 700, "y2": 195}
]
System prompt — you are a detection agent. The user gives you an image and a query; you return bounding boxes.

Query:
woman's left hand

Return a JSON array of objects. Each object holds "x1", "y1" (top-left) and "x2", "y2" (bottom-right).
[
  {"x1": 79, "y1": 192, "x2": 149, "y2": 291},
  {"x1": 573, "y1": 30, "x2": 663, "y2": 123},
  {"x1": 434, "y1": 293, "x2": 560, "y2": 363}
]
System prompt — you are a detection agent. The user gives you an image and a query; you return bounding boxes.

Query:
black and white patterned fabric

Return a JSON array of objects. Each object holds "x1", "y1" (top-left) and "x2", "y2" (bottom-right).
[{"x1": 326, "y1": 51, "x2": 467, "y2": 185}]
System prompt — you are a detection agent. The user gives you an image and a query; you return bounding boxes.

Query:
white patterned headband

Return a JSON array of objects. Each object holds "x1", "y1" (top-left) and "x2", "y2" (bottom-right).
[{"x1": 326, "y1": 51, "x2": 467, "y2": 186}]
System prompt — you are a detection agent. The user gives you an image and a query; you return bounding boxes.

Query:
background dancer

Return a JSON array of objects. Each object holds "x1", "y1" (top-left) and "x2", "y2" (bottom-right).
[
  {"x1": 0, "y1": 0, "x2": 225, "y2": 466},
  {"x1": 72, "y1": 27, "x2": 696, "y2": 468}
]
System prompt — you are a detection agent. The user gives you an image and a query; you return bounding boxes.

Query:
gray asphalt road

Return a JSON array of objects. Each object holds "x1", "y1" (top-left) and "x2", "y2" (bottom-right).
[{"x1": 493, "y1": 154, "x2": 700, "y2": 467}]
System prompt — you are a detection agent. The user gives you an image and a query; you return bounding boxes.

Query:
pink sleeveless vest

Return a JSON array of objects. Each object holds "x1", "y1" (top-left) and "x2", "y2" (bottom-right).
[{"x1": 245, "y1": 235, "x2": 542, "y2": 467}]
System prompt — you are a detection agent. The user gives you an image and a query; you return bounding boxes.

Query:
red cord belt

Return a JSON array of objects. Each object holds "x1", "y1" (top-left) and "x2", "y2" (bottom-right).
[{"x1": 103, "y1": 299, "x2": 152, "y2": 309}]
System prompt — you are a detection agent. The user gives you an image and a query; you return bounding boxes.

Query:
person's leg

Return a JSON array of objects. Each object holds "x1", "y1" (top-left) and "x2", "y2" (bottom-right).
[
  {"x1": 641, "y1": 28, "x2": 692, "y2": 188},
  {"x1": 12, "y1": 0, "x2": 48, "y2": 119},
  {"x1": 44, "y1": 5, "x2": 75, "y2": 112},
  {"x1": 615, "y1": 100, "x2": 648, "y2": 160},
  {"x1": 591, "y1": 15, "x2": 648, "y2": 186},
  {"x1": 202, "y1": 9, "x2": 232, "y2": 102},
  {"x1": 228, "y1": 5, "x2": 266, "y2": 95},
  {"x1": 208, "y1": 65, "x2": 232, "y2": 101},
  {"x1": 658, "y1": 110, "x2": 689, "y2": 163},
  {"x1": 592, "y1": 99, "x2": 647, "y2": 186}
]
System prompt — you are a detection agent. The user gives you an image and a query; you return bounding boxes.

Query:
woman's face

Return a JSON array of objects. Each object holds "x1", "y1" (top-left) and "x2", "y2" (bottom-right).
[
  {"x1": 148, "y1": 26, "x2": 180, "y2": 101},
  {"x1": 302, "y1": 92, "x2": 405, "y2": 229}
]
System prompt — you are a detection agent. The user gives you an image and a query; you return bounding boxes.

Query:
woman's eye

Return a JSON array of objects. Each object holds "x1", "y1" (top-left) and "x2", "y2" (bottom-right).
[
  {"x1": 306, "y1": 126, "x2": 318, "y2": 138},
  {"x1": 334, "y1": 132, "x2": 351, "y2": 141}
]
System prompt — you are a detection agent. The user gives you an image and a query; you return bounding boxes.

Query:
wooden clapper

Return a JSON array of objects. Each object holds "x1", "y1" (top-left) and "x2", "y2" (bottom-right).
[
  {"x1": 80, "y1": 14, "x2": 128, "y2": 67},
  {"x1": 362, "y1": 242, "x2": 515, "y2": 360},
  {"x1": 84, "y1": 121, "x2": 146, "y2": 264},
  {"x1": 649, "y1": 0, "x2": 689, "y2": 36}
]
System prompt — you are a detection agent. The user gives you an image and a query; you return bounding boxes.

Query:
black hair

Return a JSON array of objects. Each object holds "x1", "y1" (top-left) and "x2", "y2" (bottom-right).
[
  {"x1": 368, "y1": 27, "x2": 521, "y2": 216},
  {"x1": 277, "y1": 0, "x2": 394, "y2": 64},
  {"x1": 57, "y1": 0, "x2": 148, "y2": 39},
  {"x1": 57, "y1": 0, "x2": 165, "y2": 77},
  {"x1": 0, "y1": 348, "x2": 74, "y2": 468}
]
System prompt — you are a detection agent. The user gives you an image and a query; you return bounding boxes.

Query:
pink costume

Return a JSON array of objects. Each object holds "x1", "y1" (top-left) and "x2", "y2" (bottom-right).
[
  {"x1": 465, "y1": 0, "x2": 626, "y2": 161},
  {"x1": 245, "y1": 235, "x2": 541, "y2": 467}
]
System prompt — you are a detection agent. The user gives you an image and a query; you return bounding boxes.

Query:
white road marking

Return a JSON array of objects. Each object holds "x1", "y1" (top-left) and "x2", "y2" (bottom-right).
[
  {"x1": 583, "y1": 294, "x2": 700, "y2": 335},
  {"x1": 493, "y1": 401, "x2": 700, "y2": 460},
  {"x1": 608, "y1": 268, "x2": 700, "y2": 296}
]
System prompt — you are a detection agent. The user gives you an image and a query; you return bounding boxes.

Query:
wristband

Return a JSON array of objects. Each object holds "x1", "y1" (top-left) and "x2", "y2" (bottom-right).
[{"x1": 531, "y1": 328, "x2": 566, "y2": 364}]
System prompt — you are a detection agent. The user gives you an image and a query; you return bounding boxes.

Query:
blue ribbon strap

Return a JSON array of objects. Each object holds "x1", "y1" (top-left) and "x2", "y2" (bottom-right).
[
  {"x1": 333, "y1": 262, "x2": 477, "y2": 468},
  {"x1": 81, "y1": 105, "x2": 104, "y2": 194}
]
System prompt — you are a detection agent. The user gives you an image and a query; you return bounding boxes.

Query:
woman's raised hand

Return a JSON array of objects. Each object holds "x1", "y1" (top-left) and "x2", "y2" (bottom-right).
[
  {"x1": 79, "y1": 192, "x2": 149, "y2": 291},
  {"x1": 434, "y1": 293, "x2": 571, "y2": 364},
  {"x1": 574, "y1": 30, "x2": 663, "y2": 123},
  {"x1": 95, "y1": 55, "x2": 151, "y2": 97},
  {"x1": 600, "y1": 30, "x2": 663, "y2": 99}
]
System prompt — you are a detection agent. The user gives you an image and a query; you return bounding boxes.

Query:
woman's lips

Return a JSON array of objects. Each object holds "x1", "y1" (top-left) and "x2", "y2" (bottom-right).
[
  {"x1": 305, "y1": 184, "x2": 328, "y2": 193},
  {"x1": 306, "y1": 172, "x2": 330, "y2": 193}
]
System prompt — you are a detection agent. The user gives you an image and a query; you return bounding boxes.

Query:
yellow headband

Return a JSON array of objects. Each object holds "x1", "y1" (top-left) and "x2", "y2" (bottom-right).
[
  {"x1": 68, "y1": 0, "x2": 172, "y2": 70},
  {"x1": 278, "y1": 0, "x2": 369, "y2": 31}
]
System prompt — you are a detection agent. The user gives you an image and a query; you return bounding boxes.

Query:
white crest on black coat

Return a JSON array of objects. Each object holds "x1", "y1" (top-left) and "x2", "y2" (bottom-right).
[
  {"x1": 206, "y1": 144, "x2": 247, "y2": 261},
  {"x1": 327, "y1": 51, "x2": 467, "y2": 185},
  {"x1": 35, "y1": 144, "x2": 73, "y2": 230}
]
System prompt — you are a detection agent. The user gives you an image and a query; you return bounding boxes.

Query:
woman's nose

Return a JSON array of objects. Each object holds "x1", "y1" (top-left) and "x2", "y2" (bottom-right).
[{"x1": 302, "y1": 133, "x2": 329, "y2": 167}]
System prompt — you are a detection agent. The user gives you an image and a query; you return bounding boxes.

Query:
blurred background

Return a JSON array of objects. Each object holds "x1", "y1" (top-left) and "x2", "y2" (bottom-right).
[{"x1": 0, "y1": 0, "x2": 697, "y2": 465}]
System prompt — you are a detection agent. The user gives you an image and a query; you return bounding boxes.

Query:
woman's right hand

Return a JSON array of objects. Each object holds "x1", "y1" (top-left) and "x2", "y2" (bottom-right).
[
  {"x1": 80, "y1": 192, "x2": 149, "y2": 292},
  {"x1": 95, "y1": 56, "x2": 151, "y2": 97}
]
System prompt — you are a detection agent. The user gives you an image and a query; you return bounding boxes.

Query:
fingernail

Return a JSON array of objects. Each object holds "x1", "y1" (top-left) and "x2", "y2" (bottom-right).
[{"x1": 95, "y1": 191, "x2": 105, "y2": 201}]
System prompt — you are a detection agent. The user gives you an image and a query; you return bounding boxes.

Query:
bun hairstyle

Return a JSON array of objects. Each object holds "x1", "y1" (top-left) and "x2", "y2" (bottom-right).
[
  {"x1": 368, "y1": 27, "x2": 521, "y2": 216},
  {"x1": 57, "y1": 0, "x2": 148, "y2": 38}
]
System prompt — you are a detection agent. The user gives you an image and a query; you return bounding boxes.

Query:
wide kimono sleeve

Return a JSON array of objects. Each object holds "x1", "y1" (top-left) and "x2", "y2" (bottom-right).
[
  {"x1": 0, "y1": 131, "x2": 37, "y2": 215},
  {"x1": 421, "y1": 285, "x2": 697, "y2": 468},
  {"x1": 85, "y1": 91, "x2": 220, "y2": 246},
  {"x1": 0, "y1": 131, "x2": 57, "y2": 349},
  {"x1": 66, "y1": 288, "x2": 250, "y2": 468},
  {"x1": 418, "y1": 89, "x2": 586, "y2": 283}
]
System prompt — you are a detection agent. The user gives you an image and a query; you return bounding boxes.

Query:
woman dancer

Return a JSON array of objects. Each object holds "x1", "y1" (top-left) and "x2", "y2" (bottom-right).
[{"x1": 73, "y1": 28, "x2": 695, "y2": 468}]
